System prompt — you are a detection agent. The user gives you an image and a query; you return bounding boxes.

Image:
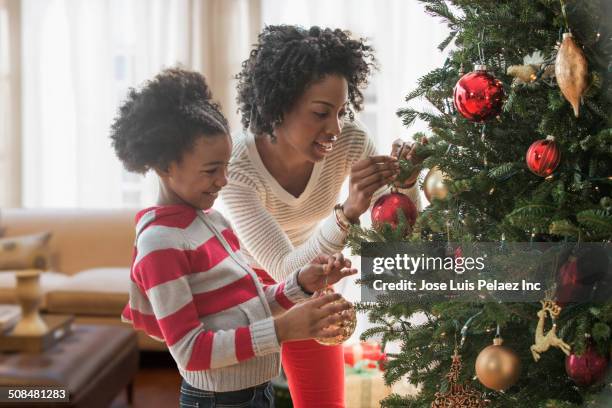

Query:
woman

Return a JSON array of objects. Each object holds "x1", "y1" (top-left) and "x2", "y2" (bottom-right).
[{"x1": 222, "y1": 25, "x2": 422, "y2": 407}]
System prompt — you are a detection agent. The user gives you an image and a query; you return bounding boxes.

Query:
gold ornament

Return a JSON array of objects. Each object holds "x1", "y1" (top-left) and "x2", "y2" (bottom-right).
[
  {"x1": 475, "y1": 336, "x2": 521, "y2": 391},
  {"x1": 315, "y1": 287, "x2": 357, "y2": 346},
  {"x1": 432, "y1": 349, "x2": 489, "y2": 408},
  {"x1": 530, "y1": 300, "x2": 571, "y2": 362},
  {"x1": 423, "y1": 166, "x2": 450, "y2": 202},
  {"x1": 507, "y1": 64, "x2": 555, "y2": 86},
  {"x1": 508, "y1": 50, "x2": 556, "y2": 86},
  {"x1": 507, "y1": 64, "x2": 539, "y2": 85},
  {"x1": 555, "y1": 32, "x2": 589, "y2": 117}
]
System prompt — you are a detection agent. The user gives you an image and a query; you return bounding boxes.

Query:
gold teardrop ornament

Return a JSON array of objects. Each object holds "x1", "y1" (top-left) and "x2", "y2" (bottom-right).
[{"x1": 555, "y1": 32, "x2": 589, "y2": 117}]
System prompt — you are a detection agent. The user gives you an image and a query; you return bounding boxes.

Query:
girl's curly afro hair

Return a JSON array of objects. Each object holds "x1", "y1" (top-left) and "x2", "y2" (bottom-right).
[
  {"x1": 110, "y1": 68, "x2": 229, "y2": 174},
  {"x1": 236, "y1": 25, "x2": 377, "y2": 136}
]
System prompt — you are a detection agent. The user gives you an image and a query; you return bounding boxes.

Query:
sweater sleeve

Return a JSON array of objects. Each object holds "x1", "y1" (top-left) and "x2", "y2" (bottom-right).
[
  {"x1": 260, "y1": 269, "x2": 311, "y2": 315},
  {"x1": 222, "y1": 179, "x2": 348, "y2": 281},
  {"x1": 124, "y1": 237, "x2": 280, "y2": 372}
]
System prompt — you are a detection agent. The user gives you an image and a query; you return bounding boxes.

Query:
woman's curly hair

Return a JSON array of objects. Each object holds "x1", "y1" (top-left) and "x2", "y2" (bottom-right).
[
  {"x1": 110, "y1": 68, "x2": 229, "y2": 174},
  {"x1": 236, "y1": 25, "x2": 377, "y2": 136}
]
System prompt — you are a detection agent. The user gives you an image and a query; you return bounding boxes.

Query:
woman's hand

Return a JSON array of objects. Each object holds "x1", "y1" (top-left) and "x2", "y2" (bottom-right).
[
  {"x1": 297, "y1": 253, "x2": 357, "y2": 294},
  {"x1": 274, "y1": 291, "x2": 352, "y2": 342},
  {"x1": 342, "y1": 155, "x2": 399, "y2": 222},
  {"x1": 390, "y1": 137, "x2": 428, "y2": 188}
]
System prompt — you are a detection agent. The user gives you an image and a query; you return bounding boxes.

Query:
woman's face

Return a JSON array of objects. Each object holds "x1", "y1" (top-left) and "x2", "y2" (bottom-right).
[
  {"x1": 273, "y1": 74, "x2": 349, "y2": 163},
  {"x1": 162, "y1": 133, "x2": 232, "y2": 210}
]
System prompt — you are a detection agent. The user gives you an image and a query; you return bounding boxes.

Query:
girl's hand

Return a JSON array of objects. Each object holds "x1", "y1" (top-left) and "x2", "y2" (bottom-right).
[
  {"x1": 274, "y1": 292, "x2": 352, "y2": 342},
  {"x1": 297, "y1": 253, "x2": 357, "y2": 294},
  {"x1": 342, "y1": 155, "x2": 399, "y2": 222},
  {"x1": 391, "y1": 137, "x2": 428, "y2": 188}
]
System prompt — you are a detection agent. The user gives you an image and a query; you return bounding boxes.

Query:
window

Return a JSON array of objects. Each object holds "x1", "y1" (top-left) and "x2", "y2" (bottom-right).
[
  {"x1": 17, "y1": 0, "x2": 447, "y2": 209},
  {"x1": 19, "y1": 0, "x2": 258, "y2": 209}
]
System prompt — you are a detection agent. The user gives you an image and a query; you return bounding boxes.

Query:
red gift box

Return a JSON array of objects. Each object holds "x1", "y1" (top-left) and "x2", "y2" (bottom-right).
[{"x1": 344, "y1": 342, "x2": 387, "y2": 370}]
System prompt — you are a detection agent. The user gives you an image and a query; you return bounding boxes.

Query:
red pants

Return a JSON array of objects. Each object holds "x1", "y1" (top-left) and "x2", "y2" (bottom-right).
[{"x1": 253, "y1": 268, "x2": 345, "y2": 408}]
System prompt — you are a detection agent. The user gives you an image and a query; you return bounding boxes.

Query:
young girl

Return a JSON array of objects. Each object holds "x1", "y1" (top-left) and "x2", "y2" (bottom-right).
[{"x1": 110, "y1": 68, "x2": 356, "y2": 408}]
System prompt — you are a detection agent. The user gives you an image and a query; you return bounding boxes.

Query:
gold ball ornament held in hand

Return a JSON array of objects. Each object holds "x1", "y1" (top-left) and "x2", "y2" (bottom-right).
[
  {"x1": 315, "y1": 287, "x2": 357, "y2": 346},
  {"x1": 475, "y1": 337, "x2": 521, "y2": 391}
]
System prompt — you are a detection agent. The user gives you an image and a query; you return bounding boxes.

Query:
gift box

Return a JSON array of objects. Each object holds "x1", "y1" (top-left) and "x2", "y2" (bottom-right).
[
  {"x1": 344, "y1": 341, "x2": 386, "y2": 369},
  {"x1": 344, "y1": 362, "x2": 392, "y2": 408}
]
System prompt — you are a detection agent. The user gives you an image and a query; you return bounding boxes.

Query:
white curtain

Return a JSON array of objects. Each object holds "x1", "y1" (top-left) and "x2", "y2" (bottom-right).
[
  {"x1": 0, "y1": 0, "x2": 21, "y2": 208},
  {"x1": 21, "y1": 0, "x2": 260, "y2": 208},
  {"x1": 20, "y1": 0, "x2": 449, "y2": 210},
  {"x1": 261, "y1": 0, "x2": 450, "y2": 149}
]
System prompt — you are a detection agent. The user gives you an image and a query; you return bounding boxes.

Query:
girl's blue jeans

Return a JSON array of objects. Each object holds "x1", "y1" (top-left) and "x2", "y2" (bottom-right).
[{"x1": 179, "y1": 379, "x2": 275, "y2": 408}]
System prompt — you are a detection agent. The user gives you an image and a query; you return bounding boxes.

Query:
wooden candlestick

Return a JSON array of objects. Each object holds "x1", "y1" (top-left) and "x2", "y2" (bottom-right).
[{"x1": 11, "y1": 270, "x2": 48, "y2": 336}]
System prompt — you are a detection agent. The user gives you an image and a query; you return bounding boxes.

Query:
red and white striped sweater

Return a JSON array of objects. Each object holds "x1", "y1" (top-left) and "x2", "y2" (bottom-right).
[{"x1": 121, "y1": 204, "x2": 309, "y2": 391}]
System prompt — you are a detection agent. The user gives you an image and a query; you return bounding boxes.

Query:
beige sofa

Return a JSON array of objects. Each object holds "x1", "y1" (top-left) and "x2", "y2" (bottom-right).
[{"x1": 1, "y1": 208, "x2": 165, "y2": 351}]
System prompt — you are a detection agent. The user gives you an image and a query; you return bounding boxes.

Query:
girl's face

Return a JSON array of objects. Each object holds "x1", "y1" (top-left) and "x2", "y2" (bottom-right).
[
  {"x1": 273, "y1": 74, "x2": 349, "y2": 163},
  {"x1": 162, "y1": 133, "x2": 232, "y2": 210}
]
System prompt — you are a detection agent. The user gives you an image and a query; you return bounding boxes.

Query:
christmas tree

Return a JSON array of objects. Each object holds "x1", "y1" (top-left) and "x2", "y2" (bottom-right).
[{"x1": 348, "y1": 1, "x2": 612, "y2": 407}]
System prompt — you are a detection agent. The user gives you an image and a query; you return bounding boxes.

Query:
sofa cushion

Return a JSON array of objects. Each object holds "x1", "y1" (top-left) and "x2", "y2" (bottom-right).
[
  {"x1": 2, "y1": 209, "x2": 137, "y2": 275},
  {"x1": 46, "y1": 268, "x2": 130, "y2": 317},
  {"x1": 0, "y1": 270, "x2": 71, "y2": 307},
  {"x1": 0, "y1": 232, "x2": 52, "y2": 270}
]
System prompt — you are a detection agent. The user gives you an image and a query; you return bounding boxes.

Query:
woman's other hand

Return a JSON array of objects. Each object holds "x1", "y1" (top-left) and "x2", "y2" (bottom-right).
[
  {"x1": 342, "y1": 155, "x2": 399, "y2": 221},
  {"x1": 391, "y1": 137, "x2": 428, "y2": 188}
]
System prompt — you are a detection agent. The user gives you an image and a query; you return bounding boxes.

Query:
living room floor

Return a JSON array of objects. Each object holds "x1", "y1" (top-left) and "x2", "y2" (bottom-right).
[
  {"x1": 109, "y1": 352, "x2": 296, "y2": 408},
  {"x1": 110, "y1": 352, "x2": 181, "y2": 408}
]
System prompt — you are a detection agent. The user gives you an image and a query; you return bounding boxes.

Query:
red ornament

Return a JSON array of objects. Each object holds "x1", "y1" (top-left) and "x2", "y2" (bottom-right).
[
  {"x1": 526, "y1": 135, "x2": 561, "y2": 177},
  {"x1": 556, "y1": 251, "x2": 608, "y2": 305},
  {"x1": 454, "y1": 246, "x2": 463, "y2": 260},
  {"x1": 453, "y1": 65, "x2": 505, "y2": 122},
  {"x1": 555, "y1": 256, "x2": 579, "y2": 306},
  {"x1": 565, "y1": 344, "x2": 610, "y2": 386},
  {"x1": 371, "y1": 191, "x2": 417, "y2": 234}
]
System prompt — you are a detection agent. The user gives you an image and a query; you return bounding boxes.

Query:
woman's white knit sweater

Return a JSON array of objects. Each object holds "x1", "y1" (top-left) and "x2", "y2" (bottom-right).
[{"x1": 221, "y1": 121, "x2": 420, "y2": 281}]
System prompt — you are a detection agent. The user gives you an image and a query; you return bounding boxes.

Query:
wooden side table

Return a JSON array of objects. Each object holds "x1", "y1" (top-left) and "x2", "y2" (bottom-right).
[{"x1": 0, "y1": 324, "x2": 139, "y2": 407}]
